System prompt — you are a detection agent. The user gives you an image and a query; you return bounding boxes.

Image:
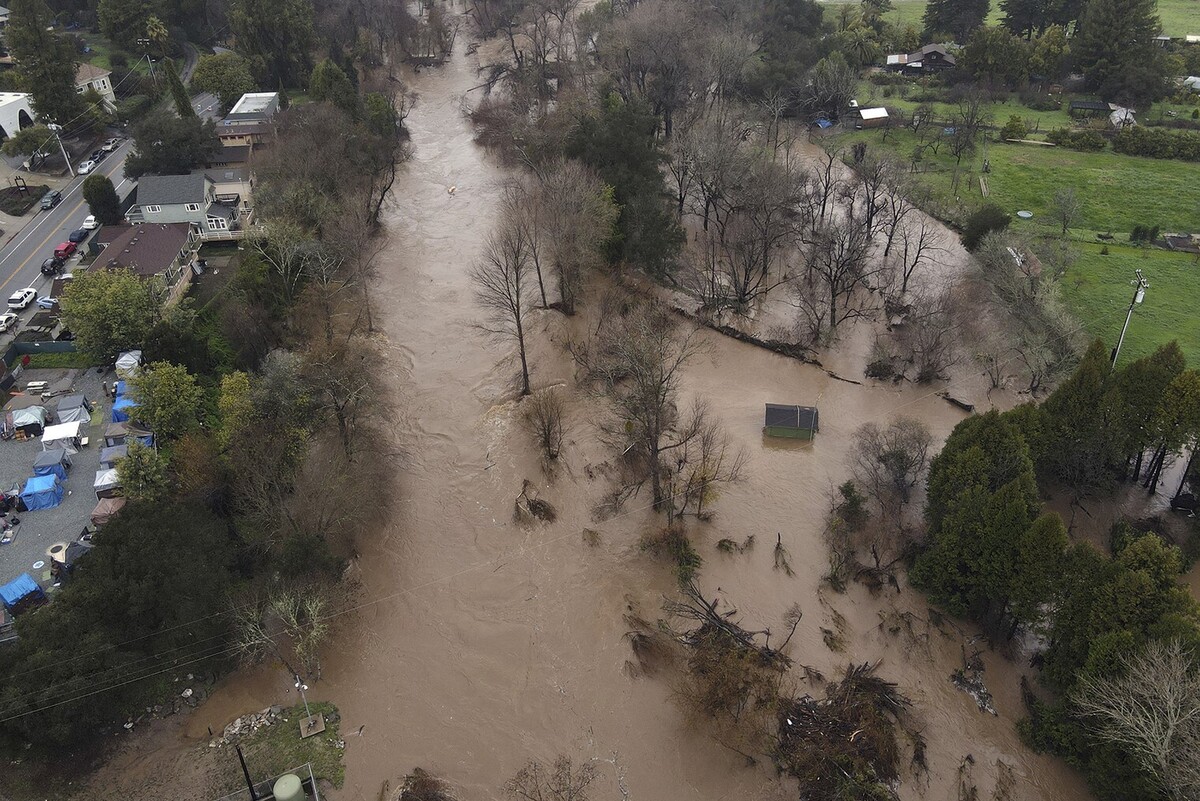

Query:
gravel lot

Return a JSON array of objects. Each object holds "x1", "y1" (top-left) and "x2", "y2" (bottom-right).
[{"x1": 1, "y1": 366, "x2": 111, "y2": 592}]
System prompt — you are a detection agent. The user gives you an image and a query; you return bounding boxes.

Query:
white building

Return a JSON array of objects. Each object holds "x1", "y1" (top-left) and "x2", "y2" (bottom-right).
[{"x1": 0, "y1": 92, "x2": 35, "y2": 140}]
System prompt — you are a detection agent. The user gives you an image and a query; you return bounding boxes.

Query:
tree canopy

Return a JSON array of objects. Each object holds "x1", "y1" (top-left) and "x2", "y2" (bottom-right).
[
  {"x1": 6, "y1": 0, "x2": 87, "y2": 127},
  {"x1": 1074, "y1": 0, "x2": 1170, "y2": 106},
  {"x1": 191, "y1": 52, "x2": 256, "y2": 113},
  {"x1": 229, "y1": 0, "x2": 316, "y2": 87},
  {"x1": 124, "y1": 110, "x2": 221, "y2": 178},
  {"x1": 82, "y1": 173, "x2": 124, "y2": 225},
  {"x1": 128, "y1": 361, "x2": 204, "y2": 441},
  {"x1": 923, "y1": 0, "x2": 990, "y2": 41},
  {"x1": 60, "y1": 268, "x2": 163, "y2": 363}
]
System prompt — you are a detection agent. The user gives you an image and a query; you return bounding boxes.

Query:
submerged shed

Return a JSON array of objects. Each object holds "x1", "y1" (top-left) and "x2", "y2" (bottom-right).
[{"x1": 764, "y1": 404, "x2": 819, "y2": 440}]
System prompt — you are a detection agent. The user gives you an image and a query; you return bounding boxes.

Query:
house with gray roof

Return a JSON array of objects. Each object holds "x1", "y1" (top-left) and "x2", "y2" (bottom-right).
[{"x1": 128, "y1": 174, "x2": 247, "y2": 237}]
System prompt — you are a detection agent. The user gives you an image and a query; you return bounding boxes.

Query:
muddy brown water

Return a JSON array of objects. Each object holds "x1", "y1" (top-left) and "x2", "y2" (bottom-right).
[{"x1": 80, "y1": 42, "x2": 1123, "y2": 801}]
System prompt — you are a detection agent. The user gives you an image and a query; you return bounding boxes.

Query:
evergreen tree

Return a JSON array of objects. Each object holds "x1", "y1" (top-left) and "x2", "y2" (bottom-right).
[
  {"x1": 192, "y1": 53, "x2": 257, "y2": 113},
  {"x1": 923, "y1": 0, "x2": 990, "y2": 41},
  {"x1": 124, "y1": 110, "x2": 221, "y2": 177},
  {"x1": 6, "y1": 0, "x2": 87, "y2": 127},
  {"x1": 82, "y1": 173, "x2": 124, "y2": 225},
  {"x1": 961, "y1": 25, "x2": 1031, "y2": 86},
  {"x1": 1074, "y1": 0, "x2": 1170, "y2": 105},
  {"x1": 308, "y1": 58, "x2": 357, "y2": 118},
  {"x1": 230, "y1": 0, "x2": 316, "y2": 87},
  {"x1": 164, "y1": 57, "x2": 195, "y2": 118},
  {"x1": 1118, "y1": 341, "x2": 1186, "y2": 481},
  {"x1": 98, "y1": 0, "x2": 163, "y2": 52}
]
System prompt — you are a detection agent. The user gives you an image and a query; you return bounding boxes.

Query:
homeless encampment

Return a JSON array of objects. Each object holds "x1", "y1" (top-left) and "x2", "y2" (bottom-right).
[
  {"x1": 111, "y1": 394, "x2": 136, "y2": 423},
  {"x1": 20, "y1": 474, "x2": 64, "y2": 510},
  {"x1": 115, "y1": 350, "x2": 142, "y2": 379},
  {"x1": 42, "y1": 420, "x2": 83, "y2": 454},
  {"x1": 98, "y1": 444, "x2": 127, "y2": 469},
  {"x1": 90, "y1": 496, "x2": 127, "y2": 526},
  {"x1": 32, "y1": 448, "x2": 71, "y2": 480},
  {"x1": 93, "y1": 468, "x2": 122, "y2": 499},
  {"x1": 56, "y1": 393, "x2": 93, "y2": 424},
  {"x1": 0, "y1": 574, "x2": 46, "y2": 615},
  {"x1": 103, "y1": 420, "x2": 153, "y2": 448},
  {"x1": 51, "y1": 540, "x2": 93, "y2": 581},
  {"x1": 7, "y1": 405, "x2": 48, "y2": 436}
]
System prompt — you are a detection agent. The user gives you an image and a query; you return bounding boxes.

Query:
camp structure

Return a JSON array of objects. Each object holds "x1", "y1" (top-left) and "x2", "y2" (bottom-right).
[
  {"x1": 50, "y1": 540, "x2": 93, "y2": 582},
  {"x1": 763, "y1": 403, "x2": 820, "y2": 440},
  {"x1": 5, "y1": 405, "x2": 48, "y2": 437},
  {"x1": 98, "y1": 443, "x2": 128, "y2": 469},
  {"x1": 115, "y1": 350, "x2": 143, "y2": 379},
  {"x1": 20, "y1": 474, "x2": 65, "y2": 510},
  {"x1": 56, "y1": 393, "x2": 94, "y2": 424},
  {"x1": 90, "y1": 496, "x2": 127, "y2": 526},
  {"x1": 111, "y1": 393, "x2": 136, "y2": 423},
  {"x1": 103, "y1": 420, "x2": 153, "y2": 448},
  {"x1": 93, "y1": 468, "x2": 122, "y2": 499},
  {"x1": 42, "y1": 420, "x2": 84, "y2": 454},
  {"x1": 0, "y1": 574, "x2": 46, "y2": 615},
  {"x1": 32, "y1": 448, "x2": 72, "y2": 480}
]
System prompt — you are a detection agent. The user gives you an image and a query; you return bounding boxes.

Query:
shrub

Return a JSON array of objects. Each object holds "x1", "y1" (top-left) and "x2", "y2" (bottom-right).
[
  {"x1": 998, "y1": 115, "x2": 1028, "y2": 141},
  {"x1": 1046, "y1": 128, "x2": 1107, "y2": 151},
  {"x1": 1021, "y1": 91, "x2": 1062, "y2": 111},
  {"x1": 962, "y1": 203, "x2": 1012, "y2": 252},
  {"x1": 109, "y1": 50, "x2": 129, "y2": 69},
  {"x1": 1112, "y1": 126, "x2": 1200, "y2": 161}
]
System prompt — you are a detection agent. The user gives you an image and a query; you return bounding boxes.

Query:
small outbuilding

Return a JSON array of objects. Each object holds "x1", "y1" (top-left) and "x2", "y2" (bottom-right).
[
  {"x1": 856, "y1": 107, "x2": 889, "y2": 129},
  {"x1": 763, "y1": 404, "x2": 820, "y2": 441},
  {"x1": 20, "y1": 474, "x2": 65, "y2": 510}
]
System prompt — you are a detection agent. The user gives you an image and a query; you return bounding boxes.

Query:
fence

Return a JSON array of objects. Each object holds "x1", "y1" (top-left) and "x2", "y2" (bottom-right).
[{"x1": 2, "y1": 340, "x2": 77, "y2": 369}]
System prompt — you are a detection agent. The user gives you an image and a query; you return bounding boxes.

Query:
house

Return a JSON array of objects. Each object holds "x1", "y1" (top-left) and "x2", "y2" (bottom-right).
[
  {"x1": 763, "y1": 404, "x2": 819, "y2": 441},
  {"x1": 96, "y1": 223, "x2": 197, "y2": 304},
  {"x1": 75, "y1": 64, "x2": 116, "y2": 111},
  {"x1": 128, "y1": 174, "x2": 247, "y2": 237},
  {"x1": 217, "y1": 122, "x2": 272, "y2": 148},
  {"x1": 190, "y1": 166, "x2": 254, "y2": 212},
  {"x1": 224, "y1": 92, "x2": 279, "y2": 125},
  {"x1": 886, "y1": 44, "x2": 957, "y2": 74}
]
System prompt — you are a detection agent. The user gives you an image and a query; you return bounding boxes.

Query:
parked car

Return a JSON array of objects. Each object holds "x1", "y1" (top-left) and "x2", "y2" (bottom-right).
[
  {"x1": 0, "y1": 312, "x2": 17, "y2": 333},
  {"x1": 40, "y1": 190, "x2": 62, "y2": 210},
  {"x1": 90, "y1": 149, "x2": 105, "y2": 161},
  {"x1": 35, "y1": 296, "x2": 57, "y2": 310},
  {"x1": 40, "y1": 257, "x2": 63, "y2": 275},
  {"x1": 77, "y1": 160, "x2": 97, "y2": 174},
  {"x1": 67, "y1": 228, "x2": 88, "y2": 243},
  {"x1": 101, "y1": 137, "x2": 121, "y2": 152},
  {"x1": 53, "y1": 242, "x2": 77, "y2": 260},
  {"x1": 82, "y1": 215, "x2": 100, "y2": 230},
  {"x1": 7, "y1": 288, "x2": 36, "y2": 310}
]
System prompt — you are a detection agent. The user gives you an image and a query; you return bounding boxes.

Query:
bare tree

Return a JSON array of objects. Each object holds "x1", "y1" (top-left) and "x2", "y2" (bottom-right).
[
  {"x1": 1074, "y1": 640, "x2": 1200, "y2": 801},
  {"x1": 794, "y1": 213, "x2": 880, "y2": 343},
  {"x1": 505, "y1": 755, "x2": 596, "y2": 801},
  {"x1": 304, "y1": 336, "x2": 383, "y2": 459},
  {"x1": 892, "y1": 215, "x2": 940, "y2": 299},
  {"x1": 851, "y1": 418, "x2": 933, "y2": 509},
  {"x1": 523, "y1": 387, "x2": 567, "y2": 461},
  {"x1": 1051, "y1": 187, "x2": 1081, "y2": 237},
  {"x1": 252, "y1": 221, "x2": 313, "y2": 307},
  {"x1": 539, "y1": 159, "x2": 618, "y2": 314},
  {"x1": 663, "y1": 400, "x2": 745, "y2": 522},
  {"x1": 471, "y1": 220, "x2": 536, "y2": 396},
  {"x1": 905, "y1": 286, "x2": 959, "y2": 383}
]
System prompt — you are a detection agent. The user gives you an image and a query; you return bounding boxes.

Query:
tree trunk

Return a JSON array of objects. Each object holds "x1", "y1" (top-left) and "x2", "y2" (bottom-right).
[{"x1": 516, "y1": 321, "x2": 531, "y2": 396}]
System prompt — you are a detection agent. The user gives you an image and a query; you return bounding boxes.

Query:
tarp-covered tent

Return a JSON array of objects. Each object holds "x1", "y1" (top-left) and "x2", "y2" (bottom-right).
[
  {"x1": 103, "y1": 420, "x2": 153, "y2": 448},
  {"x1": 32, "y1": 448, "x2": 71, "y2": 480},
  {"x1": 98, "y1": 444, "x2": 127, "y2": 469},
  {"x1": 8, "y1": 405, "x2": 48, "y2": 435},
  {"x1": 51, "y1": 540, "x2": 94, "y2": 581},
  {"x1": 56, "y1": 393, "x2": 93, "y2": 424},
  {"x1": 93, "y1": 468, "x2": 122, "y2": 499},
  {"x1": 21, "y1": 474, "x2": 64, "y2": 510},
  {"x1": 115, "y1": 350, "x2": 143, "y2": 378},
  {"x1": 2, "y1": 394, "x2": 46, "y2": 413},
  {"x1": 111, "y1": 395, "x2": 136, "y2": 423},
  {"x1": 0, "y1": 573, "x2": 45, "y2": 613},
  {"x1": 90, "y1": 496, "x2": 126, "y2": 526},
  {"x1": 42, "y1": 420, "x2": 83, "y2": 454}
]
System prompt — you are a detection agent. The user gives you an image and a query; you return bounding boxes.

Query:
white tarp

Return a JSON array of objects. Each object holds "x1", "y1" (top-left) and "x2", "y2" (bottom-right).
[
  {"x1": 11, "y1": 406, "x2": 47, "y2": 429},
  {"x1": 93, "y1": 468, "x2": 122, "y2": 498},
  {"x1": 42, "y1": 420, "x2": 83, "y2": 454},
  {"x1": 115, "y1": 350, "x2": 143, "y2": 378}
]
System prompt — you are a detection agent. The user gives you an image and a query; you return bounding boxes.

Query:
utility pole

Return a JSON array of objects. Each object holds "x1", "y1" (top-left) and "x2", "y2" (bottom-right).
[
  {"x1": 47, "y1": 124, "x2": 74, "y2": 178},
  {"x1": 1111, "y1": 268, "x2": 1149, "y2": 370}
]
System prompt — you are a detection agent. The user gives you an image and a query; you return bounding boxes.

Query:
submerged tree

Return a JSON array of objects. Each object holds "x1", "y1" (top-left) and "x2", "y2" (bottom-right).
[{"x1": 471, "y1": 219, "x2": 536, "y2": 395}]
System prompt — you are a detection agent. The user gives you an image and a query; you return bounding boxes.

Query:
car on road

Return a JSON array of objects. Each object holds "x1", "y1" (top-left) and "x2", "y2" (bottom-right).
[
  {"x1": 7, "y1": 288, "x2": 36, "y2": 310},
  {"x1": 101, "y1": 137, "x2": 121, "y2": 152},
  {"x1": 36, "y1": 296, "x2": 58, "y2": 310},
  {"x1": 68, "y1": 228, "x2": 88, "y2": 243},
  {"x1": 41, "y1": 257, "x2": 63, "y2": 275},
  {"x1": 77, "y1": 160, "x2": 97, "y2": 174},
  {"x1": 90, "y1": 149, "x2": 106, "y2": 162},
  {"x1": 82, "y1": 215, "x2": 100, "y2": 230},
  {"x1": 40, "y1": 190, "x2": 62, "y2": 210},
  {"x1": 53, "y1": 241, "x2": 77, "y2": 260},
  {"x1": 0, "y1": 312, "x2": 17, "y2": 333}
]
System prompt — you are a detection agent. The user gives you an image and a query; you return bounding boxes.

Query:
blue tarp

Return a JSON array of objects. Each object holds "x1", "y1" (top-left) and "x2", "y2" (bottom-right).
[
  {"x1": 0, "y1": 573, "x2": 42, "y2": 610},
  {"x1": 32, "y1": 448, "x2": 70, "y2": 481},
  {"x1": 112, "y1": 395, "x2": 136, "y2": 423},
  {"x1": 814, "y1": 118, "x2": 833, "y2": 129},
  {"x1": 115, "y1": 381, "x2": 127, "y2": 397},
  {"x1": 20, "y1": 474, "x2": 64, "y2": 511}
]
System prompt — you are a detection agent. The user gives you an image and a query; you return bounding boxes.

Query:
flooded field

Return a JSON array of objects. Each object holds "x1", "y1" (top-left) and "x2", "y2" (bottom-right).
[{"x1": 81, "y1": 39, "x2": 1135, "y2": 801}]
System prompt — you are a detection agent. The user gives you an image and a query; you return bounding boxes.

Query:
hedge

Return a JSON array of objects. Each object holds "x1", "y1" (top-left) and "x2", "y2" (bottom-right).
[
  {"x1": 1045, "y1": 128, "x2": 1107, "y2": 152},
  {"x1": 1112, "y1": 126, "x2": 1200, "y2": 161}
]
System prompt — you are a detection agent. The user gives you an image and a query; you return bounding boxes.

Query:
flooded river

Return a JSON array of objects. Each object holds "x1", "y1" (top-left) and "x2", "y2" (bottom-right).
[{"x1": 88, "y1": 39, "x2": 1105, "y2": 801}]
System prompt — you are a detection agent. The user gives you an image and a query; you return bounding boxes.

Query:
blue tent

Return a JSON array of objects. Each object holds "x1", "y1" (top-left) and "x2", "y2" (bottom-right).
[
  {"x1": 111, "y1": 395, "x2": 136, "y2": 423},
  {"x1": 0, "y1": 573, "x2": 44, "y2": 611},
  {"x1": 20, "y1": 474, "x2": 64, "y2": 511},
  {"x1": 32, "y1": 448, "x2": 70, "y2": 481},
  {"x1": 115, "y1": 380, "x2": 128, "y2": 396}
]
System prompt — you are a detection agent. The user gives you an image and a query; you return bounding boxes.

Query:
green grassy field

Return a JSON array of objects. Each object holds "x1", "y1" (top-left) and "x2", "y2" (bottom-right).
[
  {"x1": 818, "y1": 0, "x2": 1199, "y2": 35},
  {"x1": 1061, "y1": 243, "x2": 1200, "y2": 365}
]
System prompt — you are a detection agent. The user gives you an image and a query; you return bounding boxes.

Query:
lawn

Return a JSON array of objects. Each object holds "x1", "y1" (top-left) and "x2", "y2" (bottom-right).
[
  {"x1": 818, "y1": 0, "x2": 1198, "y2": 35},
  {"x1": 211, "y1": 702, "x2": 345, "y2": 797},
  {"x1": 1061, "y1": 243, "x2": 1200, "y2": 366}
]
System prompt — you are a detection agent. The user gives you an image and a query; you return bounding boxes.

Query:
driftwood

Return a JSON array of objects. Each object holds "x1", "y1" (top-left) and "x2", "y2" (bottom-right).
[
  {"x1": 514, "y1": 479, "x2": 556, "y2": 522},
  {"x1": 938, "y1": 391, "x2": 975, "y2": 412}
]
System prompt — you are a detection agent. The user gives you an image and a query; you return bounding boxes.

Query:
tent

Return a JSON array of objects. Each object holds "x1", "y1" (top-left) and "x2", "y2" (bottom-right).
[
  {"x1": 90, "y1": 496, "x2": 127, "y2": 526},
  {"x1": 8, "y1": 405, "x2": 48, "y2": 436},
  {"x1": 33, "y1": 448, "x2": 71, "y2": 480},
  {"x1": 114, "y1": 380, "x2": 127, "y2": 396},
  {"x1": 93, "y1": 468, "x2": 122, "y2": 499},
  {"x1": 115, "y1": 350, "x2": 143, "y2": 378},
  {"x1": 111, "y1": 395, "x2": 137, "y2": 423},
  {"x1": 0, "y1": 573, "x2": 45, "y2": 613},
  {"x1": 99, "y1": 444, "x2": 128, "y2": 469},
  {"x1": 20, "y1": 474, "x2": 64, "y2": 510},
  {"x1": 103, "y1": 420, "x2": 153, "y2": 448},
  {"x1": 56, "y1": 393, "x2": 93, "y2": 424},
  {"x1": 51, "y1": 540, "x2": 93, "y2": 581},
  {"x1": 2, "y1": 394, "x2": 46, "y2": 413},
  {"x1": 42, "y1": 420, "x2": 83, "y2": 454}
]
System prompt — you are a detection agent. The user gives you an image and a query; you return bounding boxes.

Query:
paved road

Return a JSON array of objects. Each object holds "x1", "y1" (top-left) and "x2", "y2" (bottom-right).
[{"x1": 0, "y1": 142, "x2": 134, "y2": 346}]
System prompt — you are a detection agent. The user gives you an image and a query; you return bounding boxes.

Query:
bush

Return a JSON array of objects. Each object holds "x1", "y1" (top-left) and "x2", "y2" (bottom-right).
[
  {"x1": 1129, "y1": 224, "x2": 1160, "y2": 245},
  {"x1": 109, "y1": 50, "x2": 129, "y2": 69},
  {"x1": 962, "y1": 203, "x2": 1012, "y2": 252},
  {"x1": 115, "y1": 93, "x2": 154, "y2": 123},
  {"x1": 998, "y1": 115, "x2": 1028, "y2": 141},
  {"x1": 1112, "y1": 126, "x2": 1200, "y2": 161},
  {"x1": 1046, "y1": 128, "x2": 1108, "y2": 151},
  {"x1": 1021, "y1": 91, "x2": 1062, "y2": 111}
]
